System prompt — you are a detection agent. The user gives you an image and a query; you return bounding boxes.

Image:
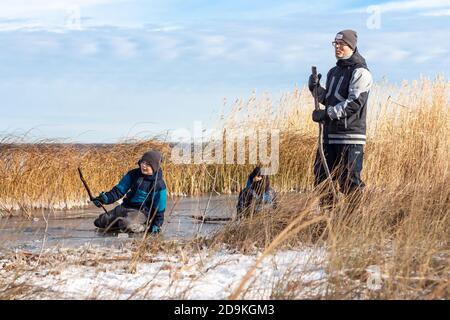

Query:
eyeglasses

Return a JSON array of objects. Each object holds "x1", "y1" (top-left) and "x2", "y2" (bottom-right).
[
  {"x1": 332, "y1": 41, "x2": 348, "y2": 48},
  {"x1": 140, "y1": 161, "x2": 151, "y2": 167}
]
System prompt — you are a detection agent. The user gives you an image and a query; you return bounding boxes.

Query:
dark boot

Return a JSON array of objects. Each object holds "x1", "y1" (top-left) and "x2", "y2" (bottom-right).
[
  {"x1": 94, "y1": 213, "x2": 110, "y2": 228},
  {"x1": 93, "y1": 211, "x2": 123, "y2": 231},
  {"x1": 94, "y1": 217, "x2": 102, "y2": 228}
]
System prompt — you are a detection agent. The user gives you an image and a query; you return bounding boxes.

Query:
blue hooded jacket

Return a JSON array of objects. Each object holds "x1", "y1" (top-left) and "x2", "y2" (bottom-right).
[{"x1": 102, "y1": 168, "x2": 167, "y2": 227}]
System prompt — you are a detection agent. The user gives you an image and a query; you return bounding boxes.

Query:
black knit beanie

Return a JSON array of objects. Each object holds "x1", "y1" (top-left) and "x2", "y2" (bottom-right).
[
  {"x1": 138, "y1": 150, "x2": 163, "y2": 172},
  {"x1": 335, "y1": 29, "x2": 357, "y2": 50}
]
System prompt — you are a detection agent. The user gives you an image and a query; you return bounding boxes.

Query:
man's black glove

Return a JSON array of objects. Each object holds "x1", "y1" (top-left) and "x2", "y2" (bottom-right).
[
  {"x1": 312, "y1": 109, "x2": 328, "y2": 123},
  {"x1": 92, "y1": 192, "x2": 108, "y2": 208},
  {"x1": 308, "y1": 73, "x2": 322, "y2": 91}
]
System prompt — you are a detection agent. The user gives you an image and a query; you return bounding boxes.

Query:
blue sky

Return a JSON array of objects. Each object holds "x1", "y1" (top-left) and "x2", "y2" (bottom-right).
[{"x1": 1, "y1": 0, "x2": 449, "y2": 143}]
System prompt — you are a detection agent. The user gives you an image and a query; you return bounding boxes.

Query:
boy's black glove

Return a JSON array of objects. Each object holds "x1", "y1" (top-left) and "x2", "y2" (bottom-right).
[
  {"x1": 93, "y1": 192, "x2": 108, "y2": 208},
  {"x1": 308, "y1": 73, "x2": 322, "y2": 91},
  {"x1": 312, "y1": 109, "x2": 328, "y2": 123}
]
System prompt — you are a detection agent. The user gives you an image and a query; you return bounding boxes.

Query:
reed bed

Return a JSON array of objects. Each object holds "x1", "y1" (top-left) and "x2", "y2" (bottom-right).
[{"x1": 1, "y1": 76, "x2": 448, "y2": 215}]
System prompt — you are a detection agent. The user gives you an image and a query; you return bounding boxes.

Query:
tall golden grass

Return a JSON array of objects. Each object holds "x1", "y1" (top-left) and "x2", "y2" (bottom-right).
[{"x1": 1, "y1": 76, "x2": 448, "y2": 214}]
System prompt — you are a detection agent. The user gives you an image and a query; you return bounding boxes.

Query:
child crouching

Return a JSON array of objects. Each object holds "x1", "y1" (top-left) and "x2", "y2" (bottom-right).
[{"x1": 93, "y1": 150, "x2": 167, "y2": 234}]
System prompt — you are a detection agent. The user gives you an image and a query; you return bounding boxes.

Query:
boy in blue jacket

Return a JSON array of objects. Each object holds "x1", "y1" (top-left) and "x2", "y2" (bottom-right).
[
  {"x1": 236, "y1": 167, "x2": 277, "y2": 218},
  {"x1": 93, "y1": 150, "x2": 167, "y2": 234}
]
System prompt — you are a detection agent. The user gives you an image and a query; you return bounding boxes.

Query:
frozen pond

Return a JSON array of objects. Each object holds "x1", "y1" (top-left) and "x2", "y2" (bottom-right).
[{"x1": 0, "y1": 195, "x2": 237, "y2": 253}]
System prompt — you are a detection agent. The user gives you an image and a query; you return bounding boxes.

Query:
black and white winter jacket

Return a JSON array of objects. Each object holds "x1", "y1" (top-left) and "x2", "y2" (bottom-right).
[{"x1": 312, "y1": 49, "x2": 373, "y2": 145}]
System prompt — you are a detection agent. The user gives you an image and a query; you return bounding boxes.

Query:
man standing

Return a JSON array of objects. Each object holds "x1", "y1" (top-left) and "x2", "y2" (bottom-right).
[{"x1": 308, "y1": 29, "x2": 373, "y2": 205}]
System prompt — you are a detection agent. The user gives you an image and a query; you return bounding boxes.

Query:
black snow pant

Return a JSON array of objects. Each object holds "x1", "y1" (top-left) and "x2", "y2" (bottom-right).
[
  {"x1": 94, "y1": 204, "x2": 145, "y2": 231},
  {"x1": 313, "y1": 144, "x2": 365, "y2": 206}
]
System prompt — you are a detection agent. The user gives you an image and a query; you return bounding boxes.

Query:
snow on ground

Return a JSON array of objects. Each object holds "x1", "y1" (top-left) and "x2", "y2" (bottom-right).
[{"x1": 0, "y1": 244, "x2": 327, "y2": 299}]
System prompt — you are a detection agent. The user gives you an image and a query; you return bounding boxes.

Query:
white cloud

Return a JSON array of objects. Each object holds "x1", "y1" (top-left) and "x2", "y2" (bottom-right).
[
  {"x1": 413, "y1": 47, "x2": 448, "y2": 63},
  {"x1": 196, "y1": 35, "x2": 227, "y2": 59},
  {"x1": 421, "y1": 9, "x2": 450, "y2": 16},
  {"x1": 0, "y1": 0, "x2": 118, "y2": 18},
  {"x1": 390, "y1": 49, "x2": 411, "y2": 61},
  {"x1": 0, "y1": 0, "x2": 128, "y2": 31},
  {"x1": 352, "y1": 0, "x2": 450, "y2": 13},
  {"x1": 199, "y1": 35, "x2": 226, "y2": 46},
  {"x1": 78, "y1": 41, "x2": 99, "y2": 55},
  {"x1": 148, "y1": 25, "x2": 183, "y2": 32},
  {"x1": 109, "y1": 36, "x2": 138, "y2": 58},
  {"x1": 146, "y1": 34, "x2": 182, "y2": 61},
  {"x1": 279, "y1": 45, "x2": 305, "y2": 65},
  {"x1": 365, "y1": 44, "x2": 411, "y2": 63},
  {"x1": 0, "y1": 21, "x2": 42, "y2": 32}
]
